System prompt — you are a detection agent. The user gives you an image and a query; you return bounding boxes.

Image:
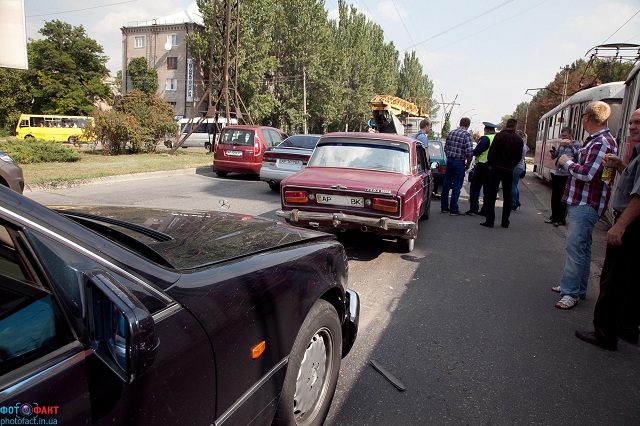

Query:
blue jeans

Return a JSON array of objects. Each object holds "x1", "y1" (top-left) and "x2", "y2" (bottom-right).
[
  {"x1": 440, "y1": 159, "x2": 466, "y2": 212},
  {"x1": 511, "y1": 165, "x2": 523, "y2": 207},
  {"x1": 559, "y1": 205, "x2": 599, "y2": 298}
]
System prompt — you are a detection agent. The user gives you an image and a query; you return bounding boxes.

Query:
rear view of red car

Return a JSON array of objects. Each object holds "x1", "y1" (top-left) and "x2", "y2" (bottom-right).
[
  {"x1": 277, "y1": 132, "x2": 433, "y2": 253},
  {"x1": 213, "y1": 125, "x2": 287, "y2": 177}
]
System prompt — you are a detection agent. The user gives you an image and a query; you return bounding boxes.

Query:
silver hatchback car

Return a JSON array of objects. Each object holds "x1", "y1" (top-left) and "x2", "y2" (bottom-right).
[
  {"x1": 0, "y1": 150, "x2": 25, "y2": 193},
  {"x1": 260, "y1": 134, "x2": 321, "y2": 191}
]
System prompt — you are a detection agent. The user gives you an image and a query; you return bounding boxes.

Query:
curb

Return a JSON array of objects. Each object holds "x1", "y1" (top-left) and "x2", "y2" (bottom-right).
[{"x1": 24, "y1": 167, "x2": 206, "y2": 192}]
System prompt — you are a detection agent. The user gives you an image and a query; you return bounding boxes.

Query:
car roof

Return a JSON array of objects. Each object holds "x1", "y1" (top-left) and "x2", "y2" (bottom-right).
[
  {"x1": 321, "y1": 132, "x2": 417, "y2": 144},
  {"x1": 221, "y1": 125, "x2": 282, "y2": 130}
]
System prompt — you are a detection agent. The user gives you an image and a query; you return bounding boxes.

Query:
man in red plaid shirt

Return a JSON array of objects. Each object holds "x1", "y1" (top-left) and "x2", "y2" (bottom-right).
[{"x1": 553, "y1": 101, "x2": 617, "y2": 309}]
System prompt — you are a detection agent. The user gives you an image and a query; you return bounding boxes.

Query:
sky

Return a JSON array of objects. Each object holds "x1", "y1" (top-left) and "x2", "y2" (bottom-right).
[{"x1": 22, "y1": 0, "x2": 640, "y2": 133}]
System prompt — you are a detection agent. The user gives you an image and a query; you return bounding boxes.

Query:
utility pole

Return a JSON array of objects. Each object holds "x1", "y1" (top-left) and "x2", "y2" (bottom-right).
[
  {"x1": 438, "y1": 94, "x2": 459, "y2": 136},
  {"x1": 303, "y1": 66, "x2": 307, "y2": 134},
  {"x1": 207, "y1": 0, "x2": 253, "y2": 128},
  {"x1": 169, "y1": 0, "x2": 253, "y2": 155}
]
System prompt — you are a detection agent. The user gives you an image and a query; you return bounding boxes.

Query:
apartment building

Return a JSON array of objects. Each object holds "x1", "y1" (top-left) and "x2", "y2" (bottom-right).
[{"x1": 121, "y1": 10, "x2": 205, "y2": 118}]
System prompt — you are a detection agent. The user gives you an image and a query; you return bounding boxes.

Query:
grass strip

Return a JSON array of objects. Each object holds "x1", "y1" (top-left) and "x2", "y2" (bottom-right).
[{"x1": 21, "y1": 149, "x2": 212, "y2": 189}]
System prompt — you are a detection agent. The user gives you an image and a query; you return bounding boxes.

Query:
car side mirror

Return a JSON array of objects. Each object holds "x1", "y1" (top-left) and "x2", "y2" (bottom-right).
[
  {"x1": 85, "y1": 271, "x2": 159, "y2": 384},
  {"x1": 430, "y1": 161, "x2": 439, "y2": 169}
]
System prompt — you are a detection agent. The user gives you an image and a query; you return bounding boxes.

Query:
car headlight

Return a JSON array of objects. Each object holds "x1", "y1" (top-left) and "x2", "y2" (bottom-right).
[{"x1": 0, "y1": 152, "x2": 15, "y2": 163}]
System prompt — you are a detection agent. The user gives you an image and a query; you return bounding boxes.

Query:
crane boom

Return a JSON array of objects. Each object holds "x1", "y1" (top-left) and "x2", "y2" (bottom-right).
[{"x1": 368, "y1": 95, "x2": 428, "y2": 135}]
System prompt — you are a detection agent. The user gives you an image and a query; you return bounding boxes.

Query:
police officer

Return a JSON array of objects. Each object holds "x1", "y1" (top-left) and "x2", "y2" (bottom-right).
[{"x1": 466, "y1": 122, "x2": 497, "y2": 215}]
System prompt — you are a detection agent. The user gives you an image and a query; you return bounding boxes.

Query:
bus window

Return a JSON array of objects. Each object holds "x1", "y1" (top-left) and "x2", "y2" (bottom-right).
[{"x1": 16, "y1": 114, "x2": 92, "y2": 143}]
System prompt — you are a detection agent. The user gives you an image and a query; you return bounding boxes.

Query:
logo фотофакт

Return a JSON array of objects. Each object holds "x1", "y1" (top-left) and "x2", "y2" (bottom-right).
[{"x1": 0, "y1": 403, "x2": 60, "y2": 425}]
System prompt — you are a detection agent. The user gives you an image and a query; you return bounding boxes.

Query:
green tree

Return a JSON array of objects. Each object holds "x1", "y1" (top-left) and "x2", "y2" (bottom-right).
[
  {"x1": 269, "y1": 0, "x2": 332, "y2": 133},
  {"x1": 86, "y1": 89, "x2": 176, "y2": 154},
  {"x1": 519, "y1": 58, "x2": 633, "y2": 148},
  {"x1": 441, "y1": 113, "x2": 451, "y2": 139},
  {"x1": 26, "y1": 20, "x2": 111, "y2": 115},
  {"x1": 126, "y1": 57, "x2": 158, "y2": 95},
  {"x1": 397, "y1": 51, "x2": 438, "y2": 121},
  {"x1": 189, "y1": 0, "x2": 437, "y2": 134},
  {"x1": 0, "y1": 68, "x2": 31, "y2": 134},
  {"x1": 115, "y1": 90, "x2": 177, "y2": 153}
]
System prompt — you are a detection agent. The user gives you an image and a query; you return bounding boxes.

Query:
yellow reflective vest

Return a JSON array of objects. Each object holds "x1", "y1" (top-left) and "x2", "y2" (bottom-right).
[{"x1": 475, "y1": 134, "x2": 495, "y2": 163}]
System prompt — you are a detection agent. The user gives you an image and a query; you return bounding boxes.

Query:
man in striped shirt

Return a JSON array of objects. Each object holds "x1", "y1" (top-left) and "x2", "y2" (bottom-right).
[
  {"x1": 553, "y1": 101, "x2": 617, "y2": 310},
  {"x1": 440, "y1": 117, "x2": 474, "y2": 215}
]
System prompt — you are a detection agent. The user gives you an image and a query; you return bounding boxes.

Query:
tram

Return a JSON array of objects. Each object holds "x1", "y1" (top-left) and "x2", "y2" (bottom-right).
[
  {"x1": 533, "y1": 82, "x2": 625, "y2": 181},
  {"x1": 615, "y1": 62, "x2": 640, "y2": 164}
]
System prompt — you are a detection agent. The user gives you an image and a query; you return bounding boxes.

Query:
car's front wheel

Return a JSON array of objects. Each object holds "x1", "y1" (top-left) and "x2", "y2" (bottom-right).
[{"x1": 274, "y1": 300, "x2": 342, "y2": 426}]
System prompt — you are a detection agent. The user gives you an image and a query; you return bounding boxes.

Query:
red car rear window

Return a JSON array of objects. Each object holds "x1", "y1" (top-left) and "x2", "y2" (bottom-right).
[{"x1": 219, "y1": 129, "x2": 255, "y2": 146}]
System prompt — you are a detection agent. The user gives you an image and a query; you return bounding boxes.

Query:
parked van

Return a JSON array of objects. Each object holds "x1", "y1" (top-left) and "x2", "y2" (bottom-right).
[{"x1": 169, "y1": 117, "x2": 238, "y2": 149}]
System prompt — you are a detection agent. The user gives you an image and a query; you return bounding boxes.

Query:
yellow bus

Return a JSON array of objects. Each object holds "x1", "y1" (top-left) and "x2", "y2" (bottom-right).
[{"x1": 15, "y1": 114, "x2": 93, "y2": 144}]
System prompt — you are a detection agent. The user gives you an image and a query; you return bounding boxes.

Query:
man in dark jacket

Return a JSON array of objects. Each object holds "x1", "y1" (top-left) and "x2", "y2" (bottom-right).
[{"x1": 480, "y1": 118, "x2": 524, "y2": 228}]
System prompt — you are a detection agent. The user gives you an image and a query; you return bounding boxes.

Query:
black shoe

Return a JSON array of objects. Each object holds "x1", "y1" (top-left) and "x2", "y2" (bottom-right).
[
  {"x1": 553, "y1": 221, "x2": 564, "y2": 227},
  {"x1": 501, "y1": 221, "x2": 510, "y2": 228},
  {"x1": 544, "y1": 218, "x2": 555, "y2": 224},
  {"x1": 479, "y1": 221, "x2": 494, "y2": 228},
  {"x1": 618, "y1": 329, "x2": 639, "y2": 344},
  {"x1": 450, "y1": 211, "x2": 461, "y2": 216},
  {"x1": 465, "y1": 210, "x2": 477, "y2": 216},
  {"x1": 575, "y1": 330, "x2": 617, "y2": 351},
  {"x1": 441, "y1": 208, "x2": 450, "y2": 213}
]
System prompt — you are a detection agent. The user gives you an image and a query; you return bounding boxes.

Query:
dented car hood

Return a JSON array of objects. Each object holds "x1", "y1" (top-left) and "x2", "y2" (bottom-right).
[{"x1": 53, "y1": 205, "x2": 331, "y2": 270}]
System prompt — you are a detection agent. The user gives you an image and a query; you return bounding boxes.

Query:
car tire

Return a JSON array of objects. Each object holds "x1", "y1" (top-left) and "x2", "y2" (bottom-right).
[
  {"x1": 398, "y1": 236, "x2": 415, "y2": 253},
  {"x1": 68, "y1": 136, "x2": 77, "y2": 144},
  {"x1": 273, "y1": 300, "x2": 342, "y2": 426},
  {"x1": 204, "y1": 142, "x2": 212, "y2": 151},
  {"x1": 398, "y1": 219, "x2": 417, "y2": 253},
  {"x1": 268, "y1": 181, "x2": 280, "y2": 192},
  {"x1": 215, "y1": 171, "x2": 229, "y2": 177}
]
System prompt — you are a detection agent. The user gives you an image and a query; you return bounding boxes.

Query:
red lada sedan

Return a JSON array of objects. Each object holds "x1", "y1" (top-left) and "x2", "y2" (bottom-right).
[{"x1": 277, "y1": 132, "x2": 433, "y2": 253}]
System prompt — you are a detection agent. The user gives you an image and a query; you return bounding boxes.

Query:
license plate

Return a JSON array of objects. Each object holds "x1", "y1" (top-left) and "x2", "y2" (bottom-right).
[
  {"x1": 277, "y1": 158, "x2": 302, "y2": 171},
  {"x1": 316, "y1": 194, "x2": 364, "y2": 207},
  {"x1": 226, "y1": 150, "x2": 243, "y2": 156}
]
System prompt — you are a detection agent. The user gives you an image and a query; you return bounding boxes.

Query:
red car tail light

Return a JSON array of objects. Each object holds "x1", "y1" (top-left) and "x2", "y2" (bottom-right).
[
  {"x1": 373, "y1": 198, "x2": 398, "y2": 213},
  {"x1": 263, "y1": 152, "x2": 277, "y2": 163},
  {"x1": 284, "y1": 190, "x2": 308, "y2": 203},
  {"x1": 440, "y1": 165, "x2": 446, "y2": 173},
  {"x1": 213, "y1": 141, "x2": 218, "y2": 154},
  {"x1": 254, "y1": 135, "x2": 262, "y2": 156}
]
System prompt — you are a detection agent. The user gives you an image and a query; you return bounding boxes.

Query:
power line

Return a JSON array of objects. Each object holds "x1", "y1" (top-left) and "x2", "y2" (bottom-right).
[
  {"x1": 401, "y1": 0, "x2": 516, "y2": 51},
  {"x1": 390, "y1": 0, "x2": 417, "y2": 50},
  {"x1": 26, "y1": 0, "x2": 140, "y2": 17},
  {"x1": 430, "y1": 0, "x2": 551, "y2": 52},
  {"x1": 601, "y1": 8, "x2": 640, "y2": 45}
]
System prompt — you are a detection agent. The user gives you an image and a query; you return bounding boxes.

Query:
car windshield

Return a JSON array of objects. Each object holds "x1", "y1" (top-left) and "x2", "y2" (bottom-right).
[
  {"x1": 428, "y1": 141, "x2": 444, "y2": 158},
  {"x1": 278, "y1": 135, "x2": 320, "y2": 149},
  {"x1": 218, "y1": 129, "x2": 255, "y2": 146},
  {"x1": 308, "y1": 140, "x2": 410, "y2": 174}
]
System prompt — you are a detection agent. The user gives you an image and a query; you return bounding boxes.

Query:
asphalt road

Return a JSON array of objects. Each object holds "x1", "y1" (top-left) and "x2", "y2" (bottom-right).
[{"x1": 26, "y1": 170, "x2": 639, "y2": 425}]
